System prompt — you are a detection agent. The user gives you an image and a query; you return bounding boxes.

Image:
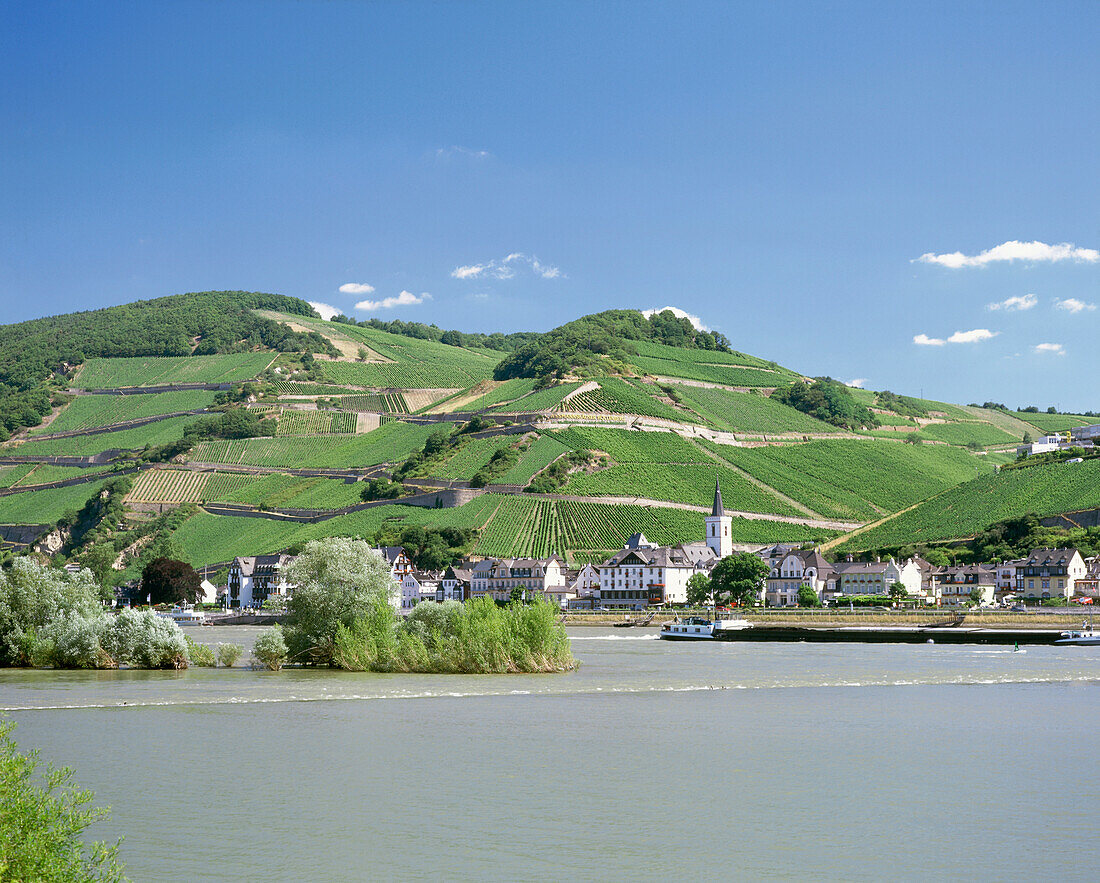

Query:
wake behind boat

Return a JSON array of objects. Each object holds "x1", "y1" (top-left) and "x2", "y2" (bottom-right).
[{"x1": 660, "y1": 616, "x2": 752, "y2": 640}]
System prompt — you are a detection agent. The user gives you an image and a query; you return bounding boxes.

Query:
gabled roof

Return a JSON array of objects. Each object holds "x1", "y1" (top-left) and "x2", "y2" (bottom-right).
[
  {"x1": 1023, "y1": 547, "x2": 1081, "y2": 567},
  {"x1": 231, "y1": 554, "x2": 294, "y2": 576}
]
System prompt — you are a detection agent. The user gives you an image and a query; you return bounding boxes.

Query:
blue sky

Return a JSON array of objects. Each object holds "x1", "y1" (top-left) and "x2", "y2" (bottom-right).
[{"x1": 2, "y1": 1, "x2": 1098, "y2": 409}]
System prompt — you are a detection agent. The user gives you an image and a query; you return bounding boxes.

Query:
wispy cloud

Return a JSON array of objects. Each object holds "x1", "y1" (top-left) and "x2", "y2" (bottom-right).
[
  {"x1": 435, "y1": 146, "x2": 492, "y2": 161},
  {"x1": 451, "y1": 252, "x2": 561, "y2": 281},
  {"x1": 355, "y1": 290, "x2": 432, "y2": 311},
  {"x1": 987, "y1": 294, "x2": 1037, "y2": 311},
  {"x1": 1034, "y1": 342, "x2": 1066, "y2": 356},
  {"x1": 308, "y1": 301, "x2": 341, "y2": 321},
  {"x1": 846, "y1": 378, "x2": 867, "y2": 389},
  {"x1": 339, "y1": 282, "x2": 375, "y2": 295},
  {"x1": 914, "y1": 329, "x2": 998, "y2": 346},
  {"x1": 1054, "y1": 297, "x2": 1096, "y2": 314},
  {"x1": 640, "y1": 306, "x2": 710, "y2": 332},
  {"x1": 916, "y1": 240, "x2": 1100, "y2": 268}
]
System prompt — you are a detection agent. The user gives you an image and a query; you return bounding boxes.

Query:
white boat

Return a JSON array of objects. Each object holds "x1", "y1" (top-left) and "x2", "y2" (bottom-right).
[
  {"x1": 1055, "y1": 625, "x2": 1100, "y2": 646},
  {"x1": 157, "y1": 606, "x2": 208, "y2": 626},
  {"x1": 660, "y1": 616, "x2": 752, "y2": 640}
]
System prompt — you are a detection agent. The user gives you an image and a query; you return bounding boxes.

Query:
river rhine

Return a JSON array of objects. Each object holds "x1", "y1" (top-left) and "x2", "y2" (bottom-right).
[{"x1": 3, "y1": 627, "x2": 1099, "y2": 881}]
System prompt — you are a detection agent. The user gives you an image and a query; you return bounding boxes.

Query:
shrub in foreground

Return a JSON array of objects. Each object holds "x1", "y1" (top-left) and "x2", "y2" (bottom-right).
[
  {"x1": 216, "y1": 643, "x2": 243, "y2": 668},
  {"x1": 253, "y1": 626, "x2": 289, "y2": 671},
  {"x1": 0, "y1": 717, "x2": 127, "y2": 882}
]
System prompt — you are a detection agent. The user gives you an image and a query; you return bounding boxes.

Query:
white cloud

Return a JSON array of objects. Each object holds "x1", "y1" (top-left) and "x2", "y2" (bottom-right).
[
  {"x1": 640, "y1": 306, "x2": 710, "y2": 332},
  {"x1": 916, "y1": 240, "x2": 1100, "y2": 268},
  {"x1": 1034, "y1": 342, "x2": 1066, "y2": 356},
  {"x1": 339, "y1": 282, "x2": 376, "y2": 295},
  {"x1": 355, "y1": 290, "x2": 432, "y2": 311},
  {"x1": 435, "y1": 146, "x2": 492, "y2": 160},
  {"x1": 846, "y1": 378, "x2": 867, "y2": 388},
  {"x1": 987, "y1": 294, "x2": 1037, "y2": 311},
  {"x1": 308, "y1": 301, "x2": 341, "y2": 321},
  {"x1": 913, "y1": 333, "x2": 946, "y2": 346},
  {"x1": 469, "y1": 292, "x2": 490, "y2": 301},
  {"x1": 451, "y1": 253, "x2": 561, "y2": 281},
  {"x1": 947, "y1": 328, "x2": 998, "y2": 344},
  {"x1": 1054, "y1": 297, "x2": 1096, "y2": 313}
]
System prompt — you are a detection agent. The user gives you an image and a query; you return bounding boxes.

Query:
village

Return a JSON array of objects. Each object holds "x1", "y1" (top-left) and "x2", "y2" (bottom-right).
[{"x1": 201, "y1": 477, "x2": 1100, "y2": 616}]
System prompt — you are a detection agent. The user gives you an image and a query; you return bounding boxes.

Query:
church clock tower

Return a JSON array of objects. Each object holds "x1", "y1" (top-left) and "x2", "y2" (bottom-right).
[{"x1": 704, "y1": 476, "x2": 733, "y2": 558}]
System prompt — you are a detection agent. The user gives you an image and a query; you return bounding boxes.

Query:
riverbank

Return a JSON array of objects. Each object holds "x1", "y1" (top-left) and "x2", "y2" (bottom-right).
[{"x1": 563, "y1": 609, "x2": 1096, "y2": 629}]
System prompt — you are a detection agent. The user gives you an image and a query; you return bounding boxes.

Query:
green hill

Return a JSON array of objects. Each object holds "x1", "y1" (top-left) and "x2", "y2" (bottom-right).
[{"x1": 1, "y1": 291, "x2": 1094, "y2": 578}]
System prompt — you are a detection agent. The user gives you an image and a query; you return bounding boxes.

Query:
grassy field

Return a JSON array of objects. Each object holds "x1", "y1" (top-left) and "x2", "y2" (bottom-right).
[
  {"x1": 188, "y1": 421, "x2": 458, "y2": 468},
  {"x1": 625, "y1": 340, "x2": 799, "y2": 387},
  {"x1": 1010, "y1": 412, "x2": 1094, "y2": 433},
  {"x1": 432, "y1": 436, "x2": 515, "y2": 480},
  {"x1": 0, "y1": 480, "x2": 110, "y2": 524},
  {"x1": 671, "y1": 385, "x2": 841, "y2": 434},
  {"x1": 917, "y1": 421, "x2": 1019, "y2": 447},
  {"x1": 551, "y1": 427, "x2": 713, "y2": 463},
  {"x1": 317, "y1": 325, "x2": 501, "y2": 388},
  {"x1": 496, "y1": 435, "x2": 571, "y2": 486},
  {"x1": 12, "y1": 465, "x2": 116, "y2": 486},
  {"x1": 563, "y1": 463, "x2": 802, "y2": 516},
  {"x1": 32, "y1": 391, "x2": 215, "y2": 434},
  {"x1": 703, "y1": 438, "x2": 993, "y2": 521},
  {"x1": 73, "y1": 354, "x2": 273, "y2": 388},
  {"x1": 8, "y1": 416, "x2": 200, "y2": 458},
  {"x1": 0, "y1": 465, "x2": 37, "y2": 488},
  {"x1": 839, "y1": 458, "x2": 1100, "y2": 550}
]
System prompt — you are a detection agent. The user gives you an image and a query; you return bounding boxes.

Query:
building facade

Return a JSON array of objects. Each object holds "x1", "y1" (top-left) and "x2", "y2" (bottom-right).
[
  {"x1": 1016, "y1": 548, "x2": 1087, "y2": 599},
  {"x1": 227, "y1": 554, "x2": 296, "y2": 609},
  {"x1": 766, "y1": 549, "x2": 836, "y2": 606}
]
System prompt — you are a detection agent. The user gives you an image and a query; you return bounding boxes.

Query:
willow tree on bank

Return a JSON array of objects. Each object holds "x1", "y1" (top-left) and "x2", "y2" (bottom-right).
[{"x1": 277, "y1": 538, "x2": 576, "y2": 673}]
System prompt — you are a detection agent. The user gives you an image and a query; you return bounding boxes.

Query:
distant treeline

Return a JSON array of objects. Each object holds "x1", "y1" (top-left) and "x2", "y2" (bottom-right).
[
  {"x1": 329, "y1": 314, "x2": 541, "y2": 352},
  {"x1": 0, "y1": 291, "x2": 331, "y2": 439}
]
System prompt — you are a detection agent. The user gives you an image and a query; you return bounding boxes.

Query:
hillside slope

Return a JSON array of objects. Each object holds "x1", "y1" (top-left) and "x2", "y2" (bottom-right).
[{"x1": 0, "y1": 292, "x2": 1092, "y2": 577}]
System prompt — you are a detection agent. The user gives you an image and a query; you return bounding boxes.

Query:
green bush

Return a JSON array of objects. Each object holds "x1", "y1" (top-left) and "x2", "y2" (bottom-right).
[
  {"x1": 0, "y1": 717, "x2": 126, "y2": 882},
  {"x1": 252, "y1": 626, "x2": 288, "y2": 671},
  {"x1": 184, "y1": 636, "x2": 216, "y2": 667},
  {"x1": 216, "y1": 643, "x2": 243, "y2": 667}
]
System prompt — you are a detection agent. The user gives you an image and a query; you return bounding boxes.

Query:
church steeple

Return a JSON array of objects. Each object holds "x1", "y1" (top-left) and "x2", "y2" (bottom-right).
[
  {"x1": 712, "y1": 475, "x2": 724, "y2": 517},
  {"x1": 705, "y1": 474, "x2": 732, "y2": 558}
]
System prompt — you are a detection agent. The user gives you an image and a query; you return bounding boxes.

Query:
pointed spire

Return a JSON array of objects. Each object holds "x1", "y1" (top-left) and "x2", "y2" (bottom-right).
[{"x1": 712, "y1": 474, "x2": 724, "y2": 517}]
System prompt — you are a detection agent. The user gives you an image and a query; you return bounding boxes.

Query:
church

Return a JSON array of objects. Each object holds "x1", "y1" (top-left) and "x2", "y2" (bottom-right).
[{"x1": 596, "y1": 477, "x2": 732, "y2": 610}]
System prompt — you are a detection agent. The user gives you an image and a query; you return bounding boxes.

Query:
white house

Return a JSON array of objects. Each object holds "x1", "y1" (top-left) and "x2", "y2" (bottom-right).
[
  {"x1": 1016, "y1": 435, "x2": 1065, "y2": 457},
  {"x1": 766, "y1": 549, "x2": 836, "y2": 606},
  {"x1": 226, "y1": 555, "x2": 296, "y2": 609},
  {"x1": 400, "y1": 571, "x2": 441, "y2": 610}
]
